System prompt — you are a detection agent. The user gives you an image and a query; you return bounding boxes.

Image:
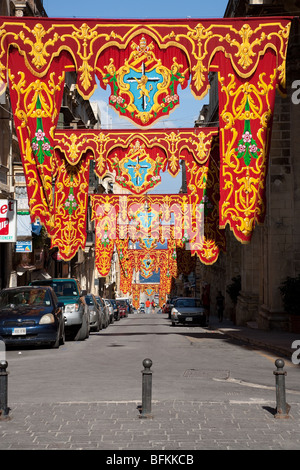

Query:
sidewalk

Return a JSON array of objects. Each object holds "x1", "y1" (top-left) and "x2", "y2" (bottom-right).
[
  {"x1": 208, "y1": 315, "x2": 300, "y2": 360},
  {"x1": 1, "y1": 399, "x2": 300, "y2": 450}
]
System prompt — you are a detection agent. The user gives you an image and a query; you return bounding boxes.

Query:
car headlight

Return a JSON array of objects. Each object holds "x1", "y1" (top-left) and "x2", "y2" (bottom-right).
[
  {"x1": 171, "y1": 309, "x2": 179, "y2": 317},
  {"x1": 39, "y1": 313, "x2": 55, "y2": 324},
  {"x1": 64, "y1": 303, "x2": 80, "y2": 313}
]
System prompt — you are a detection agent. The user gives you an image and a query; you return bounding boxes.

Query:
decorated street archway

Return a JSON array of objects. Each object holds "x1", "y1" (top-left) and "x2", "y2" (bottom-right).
[{"x1": 0, "y1": 15, "x2": 293, "y2": 302}]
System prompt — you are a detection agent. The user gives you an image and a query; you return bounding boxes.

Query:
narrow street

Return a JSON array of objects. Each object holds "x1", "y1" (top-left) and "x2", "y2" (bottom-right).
[{"x1": 5, "y1": 313, "x2": 300, "y2": 405}]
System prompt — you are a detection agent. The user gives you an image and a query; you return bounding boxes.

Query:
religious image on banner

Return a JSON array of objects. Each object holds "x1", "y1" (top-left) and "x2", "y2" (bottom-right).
[
  {"x1": 97, "y1": 34, "x2": 189, "y2": 127},
  {"x1": 107, "y1": 138, "x2": 167, "y2": 194}
]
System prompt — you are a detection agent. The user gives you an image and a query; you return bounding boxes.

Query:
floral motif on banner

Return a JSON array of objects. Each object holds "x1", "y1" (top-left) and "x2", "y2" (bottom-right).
[{"x1": 215, "y1": 50, "x2": 279, "y2": 242}]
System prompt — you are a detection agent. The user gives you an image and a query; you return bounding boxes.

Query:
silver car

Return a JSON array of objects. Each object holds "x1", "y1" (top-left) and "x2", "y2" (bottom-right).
[
  {"x1": 85, "y1": 294, "x2": 102, "y2": 332},
  {"x1": 170, "y1": 297, "x2": 206, "y2": 326},
  {"x1": 95, "y1": 296, "x2": 109, "y2": 329},
  {"x1": 31, "y1": 278, "x2": 89, "y2": 341},
  {"x1": 104, "y1": 299, "x2": 114, "y2": 324}
]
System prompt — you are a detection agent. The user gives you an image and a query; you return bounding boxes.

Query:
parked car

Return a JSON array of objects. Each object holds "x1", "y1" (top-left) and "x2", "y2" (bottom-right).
[
  {"x1": 85, "y1": 294, "x2": 102, "y2": 332},
  {"x1": 116, "y1": 299, "x2": 127, "y2": 318},
  {"x1": 170, "y1": 297, "x2": 206, "y2": 326},
  {"x1": 116, "y1": 298, "x2": 131, "y2": 315},
  {"x1": 30, "y1": 278, "x2": 89, "y2": 341},
  {"x1": 0, "y1": 286, "x2": 65, "y2": 348},
  {"x1": 104, "y1": 299, "x2": 114, "y2": 324},
  {"x1": 95, "y1": 296, "x2": 110, "y2": 328},
  {"x1": 108, "y1": 299, "x2": 120, "y2": 321}
]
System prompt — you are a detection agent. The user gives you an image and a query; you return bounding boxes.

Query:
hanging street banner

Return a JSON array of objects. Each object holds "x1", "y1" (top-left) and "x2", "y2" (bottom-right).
[{"x1": 0, "y1": 15, "x2": 294, "y2": 257}]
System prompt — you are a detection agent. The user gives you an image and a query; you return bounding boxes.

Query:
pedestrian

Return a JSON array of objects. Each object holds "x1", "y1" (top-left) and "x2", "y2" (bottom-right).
[
  {"x1": 145, "y1": 298, "x2": 151, "y2": 314},
  {"x1": 216, "y1": 290, "x2": 225, "y2": 322},
  {"x1": 151, "y1": 299, "x2": 155, "y2": 313}
]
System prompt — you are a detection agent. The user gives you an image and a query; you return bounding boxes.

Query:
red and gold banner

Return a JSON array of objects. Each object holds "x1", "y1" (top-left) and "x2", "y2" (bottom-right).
[
  {"x1": 0, "y1": 17, "x2": 290, "y2": 112},
  {"x1": 51, "y1": 150, "x2": 93, "y2": 260},
  {"x1": 132, "y1": 284, "x2": 160, "y2": 309},
  {"x1": 8, "y1": 48, "x2": 68, "y2": 232},
  {"x1": 91, "y1": 194, "x2": 190, "y2": 276},
  {"x1": 119, "y1": 247, "x2": 175, "y2": 295},
  {"x1": 54, "y1": 128, "x2": 219, "y2": 262},
  {"x1": 0, "y1": 16, "x2": 292, "y2": 253},
  {"x1": 184, "y1": 134, "x2": 226, "y2": 264},
  {"x1": 53, "y1": 127, "x2": 218, "y2": 181},
  {"x1": 212, "y1": 50, "x2": 280, "y2": 242}
]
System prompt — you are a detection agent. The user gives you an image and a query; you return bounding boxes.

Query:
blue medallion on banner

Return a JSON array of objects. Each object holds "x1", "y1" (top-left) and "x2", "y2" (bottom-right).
[
  {"x1": 124, "y1": 63, "x2": 163, "y2": 113},
  {"x1": 123, "y1": 157, "x2": 152, "y2": 188}
]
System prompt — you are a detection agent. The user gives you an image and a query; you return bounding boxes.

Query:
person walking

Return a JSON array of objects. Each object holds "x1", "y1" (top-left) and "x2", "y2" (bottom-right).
[
  {"x1": 216, "y1": 291, "x2": 225, "y2": 322},
  {"x1": 151, "y1": 299, "x2": 155, "y2": 313},
  {"x1": 145, "y1": 298, "x2": 151, "y2": 314}
]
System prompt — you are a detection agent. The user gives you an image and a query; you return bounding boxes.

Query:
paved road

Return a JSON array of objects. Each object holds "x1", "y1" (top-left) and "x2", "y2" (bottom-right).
[{"x1": 1, "y1": 313, "x2": 300, "y2": 451}]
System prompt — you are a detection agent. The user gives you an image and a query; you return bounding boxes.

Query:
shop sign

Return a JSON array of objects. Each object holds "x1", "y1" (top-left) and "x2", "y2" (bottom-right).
[
  {"x1": 0, "y1": 200, "x2": 17, "y2": 242},
  {"x1": 15, "y1": 240, "x2": 32, "y2": 252}
]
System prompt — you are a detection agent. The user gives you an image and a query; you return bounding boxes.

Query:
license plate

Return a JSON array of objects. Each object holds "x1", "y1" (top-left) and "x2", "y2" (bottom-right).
[
  {"x1": 185, "y1": 317, "x2": 193, "y2": 321},
  {"x1": 12, "y1": 327, "x2": 26, "y2": 335}
]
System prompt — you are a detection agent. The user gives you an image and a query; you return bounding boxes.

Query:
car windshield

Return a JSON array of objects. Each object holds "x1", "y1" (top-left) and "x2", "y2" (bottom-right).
[
  {"x1": 85, "y1": 296, "x2": 95, "y2": 306},
  {"x1": 175, "y1": 299, "x2": 202, "y2": 308},
  {"x1": 95, "y1": 297, "x2": 103, "y2": 306},
  {"x1": 51, "y1": 282, "x2": 78, "y2": 297},
  {"x1": 0, "y1": 288, "x2": 51, "y2": 308}
]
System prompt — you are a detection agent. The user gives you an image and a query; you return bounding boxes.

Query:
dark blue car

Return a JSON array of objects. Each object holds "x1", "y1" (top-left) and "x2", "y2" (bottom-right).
[{"x1": 0, "y1": 286, "x2": 65, "y2": 348}]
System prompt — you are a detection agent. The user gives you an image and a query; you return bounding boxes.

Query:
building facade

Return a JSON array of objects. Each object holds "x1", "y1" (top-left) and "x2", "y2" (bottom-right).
[
  {"x1": 195, "y1": 0, "x2": 300, "y2": 330},
  {"x1": 0, "y1": 1, "x2": 102, "y2": 294}
]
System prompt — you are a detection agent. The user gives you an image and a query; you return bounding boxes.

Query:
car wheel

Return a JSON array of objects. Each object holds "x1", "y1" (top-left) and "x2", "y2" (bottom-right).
[
  {"x1": 60, "y1": 325, "x2": 65, "y2": 345},
  {"x1": 52, "y1": 332, "x2": 60, "y2": 348},
  {"x1": 171, "y1": 321, "x2": 176, "y2": 326},
  {"x1": 73, "y1": 318, "x2": 88, "y2": 341},
  {"x1": 93, "y1": 315, "x2": 100, "y2": 332}
]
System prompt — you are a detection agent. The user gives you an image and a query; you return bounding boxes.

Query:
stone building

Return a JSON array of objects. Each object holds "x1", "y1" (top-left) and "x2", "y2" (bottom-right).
[
  {"x1": 195, "y1": 0, "x2": 300, "y2": 330},
  {"x1": 0, "y1": 1, "x2": 101, "y2": 293}
]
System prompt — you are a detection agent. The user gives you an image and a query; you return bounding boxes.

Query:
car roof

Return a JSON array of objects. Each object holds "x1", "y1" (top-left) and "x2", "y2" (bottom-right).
[
  {"x1": 1, "y1": 285, "x2": 53, "y2": 292},
  {"x1": 175, "y1": 297, "x2": 200, "y2": 300},
  {"x1": 32, "y1": 278, "x2": 79, "y2": 283}
]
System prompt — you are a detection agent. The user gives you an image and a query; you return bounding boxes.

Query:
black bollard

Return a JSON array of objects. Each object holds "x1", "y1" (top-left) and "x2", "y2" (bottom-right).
[
  {"x1": 273, "y1": 358, "x2": 290, "y2": 419},
  {"x1": 140, "y1": 358, "x2": 153, "y2": 419},
  {"x1": 0, "y1": 360, "x2": 10, "y2": 420}
]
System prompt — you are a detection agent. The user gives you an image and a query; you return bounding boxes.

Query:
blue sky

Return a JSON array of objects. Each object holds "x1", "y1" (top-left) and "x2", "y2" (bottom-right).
[
  {"x1": 43, "y1": 0, "x2": 228, "y2": 191},
  {"x1": 43, "y1": 1, "x2": 228, "y2": 20}
]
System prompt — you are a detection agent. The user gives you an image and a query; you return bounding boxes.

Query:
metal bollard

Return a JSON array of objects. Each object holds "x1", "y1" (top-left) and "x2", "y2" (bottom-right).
[
  {"x1": 273, "y1": 358, "x2": 290, "y2": 419},
  {"x1": 140, "y1": 358, "x2": 153, "y2": 419},
  {"x1": 0, "y1": 360, "x2": 10, "y2": 420}
]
